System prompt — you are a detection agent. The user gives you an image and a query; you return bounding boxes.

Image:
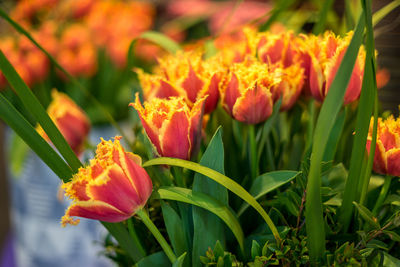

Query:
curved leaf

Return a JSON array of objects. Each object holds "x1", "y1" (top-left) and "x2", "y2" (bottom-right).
[
  {"x1": 173, "y1": 252, "x2": 187, "y2": 267},
  {"x1": 155, "y1": 187, "x2": 244, "y2": 252},
  {"x1": 140, "y1": 31, "x2": 181, "y2": 54},
  {"x1": 144, "y1": 158, "x2": 281, "y2": 243},
  {"x1": 137, "y1": 251, "x2": 170, "y2": 267},
  {"x1": 238, "y1": 170, "x2": 300, "y2": 216}
]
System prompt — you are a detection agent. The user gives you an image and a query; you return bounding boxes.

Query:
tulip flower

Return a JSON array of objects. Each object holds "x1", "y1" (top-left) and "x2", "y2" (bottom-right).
[
  {"x1": 61, "y1": 137, "x2": 153, "y2": 226},
  {"x1": 131, "y1": 94, "x2": 206, "y2": 160},
  {"x1": 37, "y1": 90, "x2": 90, "y2": 155},
  {"x1": 220, "y1": 59, "x2": 280, "y2": 124},
  {"x1": 137, "y1": 51, "x2": 222, "y2": 114},
  {"x1": 308, "y1": 31, "x2": 365, "y2": 105},
  {"x1": 367, "y1": 115, "x2": 400, "y2": 177}
]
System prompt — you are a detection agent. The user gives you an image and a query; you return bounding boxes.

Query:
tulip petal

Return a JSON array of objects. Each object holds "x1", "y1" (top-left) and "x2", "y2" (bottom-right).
[
  {"x1": 62, "y1": 200, "x2": 131, "y2": 226},
  {"x1": 222, "y1": 73, "x2": 240, "y2": 116},
  {"x1": 182, "y1": 64, "x2": 204, "y2": 103},
  {"x1": 386, "y1": 148, "x2": 400, "y2": 177},
  {"x1": 88, "y1": 164, "x2": 142, "y2": 214},
  {"x1": 232, "y1": 83, "x2": 273, "y2": 124},
  {"x1": 309, "y1": 54, "x2": 324, "y2": 102},
  {"x1": 367, "y1": 139, "x2": 388, "y2": 175},
  {"x1": 159, "y1": 110, "x2": 191, "y2": 159}
]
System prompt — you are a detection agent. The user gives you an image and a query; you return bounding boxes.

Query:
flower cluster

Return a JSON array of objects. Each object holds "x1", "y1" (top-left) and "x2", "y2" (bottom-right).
[{"x1": 0, "y1": 0, "x2": 155, "y2": 89}]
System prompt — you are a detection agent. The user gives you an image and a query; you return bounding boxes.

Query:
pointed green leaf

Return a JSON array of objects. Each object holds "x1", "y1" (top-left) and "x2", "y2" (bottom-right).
[
  {"x1": 372, "y1": 0, "x2": 400, "y2": 27},
  {"x1": 238, "y1": 170, "x2": 299, "y2": 216},
  {"x1": 172, "y1": 252, "x2": 187, "y2": 267},
  {"x1": 353, "y1": 202, "x2": 380, "y2": 229},
  {"x1": 192, "y1": 127, "x2": 228, "y2": 267},
  {"x1": 9, "y1": 133, "x2": 29, "y2": 177},
  {"x1": 0, "y1": 51, "x2": 82, "y2": 174},
  {"x1": 0, "y1": 93, "x2": 73, "y2": 180},
  {"x1": 144, "y1": 158, "x2": 280, "y2": 242},
  {"x1": 161, "y1": 201, "x2": 188, "y2": 258},
  {"x1": 155, "y1": 187, "x2": 244, "y2": 252}
]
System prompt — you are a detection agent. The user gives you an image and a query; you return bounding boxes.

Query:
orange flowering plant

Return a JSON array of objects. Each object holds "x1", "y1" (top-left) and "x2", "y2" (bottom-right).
[{"x1": 1, "y1": 0, "x2": 400, "y2": 266}]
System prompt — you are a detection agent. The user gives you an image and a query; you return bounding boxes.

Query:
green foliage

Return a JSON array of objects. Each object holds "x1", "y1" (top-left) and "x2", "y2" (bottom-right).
[{"x1": 199, "y1": 241, "x2": 243, "y2": 267}]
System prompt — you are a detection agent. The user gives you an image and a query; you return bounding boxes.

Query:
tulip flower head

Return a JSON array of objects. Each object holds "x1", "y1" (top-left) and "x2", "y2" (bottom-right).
[
  {"x1": 220, "y1": 59, "x2": 281, "y2": 124},
  {"x1": 131, "y1": 94, "x2": 206, "y2": 160},
  {"x1": 308, "y1": 31, "x2": 365, "y2": 105},
  {"x1": 367, "y1": 114, "x2": 400, "y2": 177},
  {"x1": 61, "y1": 137, "x2": 153, "y2": 226},
  {"x1": 37, "y1": 90, "x2": 90, "y2": 155}
]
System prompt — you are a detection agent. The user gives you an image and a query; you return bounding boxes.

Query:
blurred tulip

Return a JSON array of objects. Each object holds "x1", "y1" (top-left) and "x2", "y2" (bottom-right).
[
  {"x1": 61, "y1": 136, "x2": 153, "y2": 226},
  {"x1": 131, "y1": 94, "x2": 206, "y2": 160},
  {"x1": 37, "y1": 90, "x2": 90, "y2": 155},
  {"x1": 308, "y1": 31, "x2": 365, "y2": 105},
  {"x1": 367, "y1": 115, "x2": 400, "y2": 177},
  {"x1": 220, "y1": 59, "x2": 280, "y2": 124},
  {"x1": 273, "y1": 64, "x2": 304, "y2": 111}
]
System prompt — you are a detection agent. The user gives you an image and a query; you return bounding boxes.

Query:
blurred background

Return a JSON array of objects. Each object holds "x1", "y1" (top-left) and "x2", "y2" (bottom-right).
[{"x1": 0, "y1": 0, "x2": 399, "y2": 266}]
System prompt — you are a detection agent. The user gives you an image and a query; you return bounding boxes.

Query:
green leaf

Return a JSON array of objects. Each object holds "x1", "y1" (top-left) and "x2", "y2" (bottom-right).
[
  {"x1": 372, "y1": 0, "x2": 400, "y2": 27},
  {"x1": 322, "y1": 109, "x2": 346, "y2": 162},
  {"x1": 237, "y1": 170, "x2": 299, "y2": 216},
  {"x1": 382, "y1": 230, "x2": 400, "y2": 242},
  {"x1": 340, "y1": 0, "x2": 378, "y2": 230},
  {"x1": 192, "y1": 127, "x2": 228, "y2": 267},
  {"x1": 353, "y1": 202, "x2": 380, "y2": 229},
  {"x1": 144, "y1": 158, "x2": 281, "y2": 243},
  {"x1": 0, "y1": 51, "x2": 82, "y2": 175},
  {"x1": 136, "y1": 251, "x2": 170, "y2": 267},
  {"x1": 383, "y1": 252, "x2": 400, "y2": 267},
  {"x1": 0, "y1": 93, "x2": 73, "y2": 180},
  {"x1": 102, "y1": 222, "x2": 145, "y2": 263},
  {"x1": 312, "y1": 0, "x2": 335, "y2": 34},
  {"x1": 172, "y1": 252, "x2": 187, "y2": 267},
  {"x1": 251, "y1": 240, "x2": 261, "y2": 258},
  {"x1": 306, "y1": 12, "x2": 365, "y2": 261},
  {"x1": 9, "y1": 133, "x2": 29, "y2": 177},
  {"x1": 161, "y1": 202, "x2": 188, "y2": 258},
  {"x1": 140, "y1": 31, "x2": 181, "y2": 54},
  {"x1": 155, "y1": 187, "x2": 244, "y2": 252}
]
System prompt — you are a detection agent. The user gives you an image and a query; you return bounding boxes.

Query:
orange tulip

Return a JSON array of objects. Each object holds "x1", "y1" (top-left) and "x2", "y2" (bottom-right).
[
  {"x1": 367, "y1": 115, "x2": 400, "y2": 177},
  {"x1": 220, "y1": 59, "x2": 280, "y2": 124},
  {"x1": 308, "y1": 31, "x2": 365, "y2": 105},
  {"x1": 131, "y1": 94, "x2": 206, "y2": 160},
  {"x1": 61, "y1": 136, "x2": 153, "y2": 226},
  {"x1": 37, "y1": 90, "x2": 90, "y2": 155}
]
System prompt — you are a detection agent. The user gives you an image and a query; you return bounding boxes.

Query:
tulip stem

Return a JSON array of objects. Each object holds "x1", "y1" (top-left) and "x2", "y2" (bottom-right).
[
  {"x1": 136, "y1": 209, "x2": 177, "y2": 263},
  {"x1": 372, "y1": 175, "x2": 392, "y2": 215},
  {"x1": 248, "y1": 124, "x2": 258, "y2": 180}
]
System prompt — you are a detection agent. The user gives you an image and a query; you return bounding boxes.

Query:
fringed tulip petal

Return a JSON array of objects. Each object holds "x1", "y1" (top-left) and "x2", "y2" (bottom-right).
[
  {"x1": 61, "y1": 137, "x2": 152, "y2": 226},
  {"x1": 386, "y1": 149, "x2": 400, "y2": 177}
]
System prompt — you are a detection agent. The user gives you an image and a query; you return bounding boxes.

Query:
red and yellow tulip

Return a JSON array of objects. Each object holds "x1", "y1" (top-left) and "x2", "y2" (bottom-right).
[
  {"x1": 37, "y1": 90, "x2": 90, "y2": 155},
  {"x1": 131, "y1": 94, "x2": 205, "y2": 160},
  {"x1": 367, "y1": 114, "x2": 400, "y2": 177},
  {"x1": 308, "y1": 31, "x2": 365, "y2": 105},
  {"x1": 61, "y1": 136, "x2": 153, "y2": 226},
  {"x1": 220, "y1": 59, "x2": 280, "y2": 124}
]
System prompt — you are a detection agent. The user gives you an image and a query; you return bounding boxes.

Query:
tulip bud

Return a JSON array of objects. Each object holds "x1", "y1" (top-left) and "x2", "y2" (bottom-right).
[
  {"x1": 61, "y1": 136, "x2": 153, "y2": 226},
  {"x1": 367, "y1": 115, "x2": 400, "y2": 177},
  {"x1": 37, "y1": 90, "x2": 90, "y2": 155},
  {"x1": 308, "y1": 31, "x2": 365, "y2": 105},
  {"x1": 131, "y1": 94, "x2": 206, "y2": 160},
  {"x1": 220, "y1": 59, "x2": 280, "y2": 124}
]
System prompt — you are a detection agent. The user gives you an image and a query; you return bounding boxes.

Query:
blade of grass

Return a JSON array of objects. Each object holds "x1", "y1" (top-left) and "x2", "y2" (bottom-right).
[
  {"x1": 0, "y1": 50, "x2": 82, "y2": 173},
  {"x1": 0, "y1": 8, "x2": 133, "y2": 150},
  {"x1": 0, "y1": 93, "x2": 73, "y2": 181},
  {"x1": 139, "y1": 31, "x2": 181, "y2": 54},
  {"x1": 143, "y1": 157, "x2": 281, "y2": 243},
  {"x1": 339, "y1": 0, "x2": 378, "y2": 232},
  {"x1": 312, "y1": 0, "x2": 335, "y2": 34},
  {"x1": 305, "y1": 12, "x2": 365, "y2": 263},
  {"x1": 372, "y1": 0, "x2": 400, "y2": 27}
]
